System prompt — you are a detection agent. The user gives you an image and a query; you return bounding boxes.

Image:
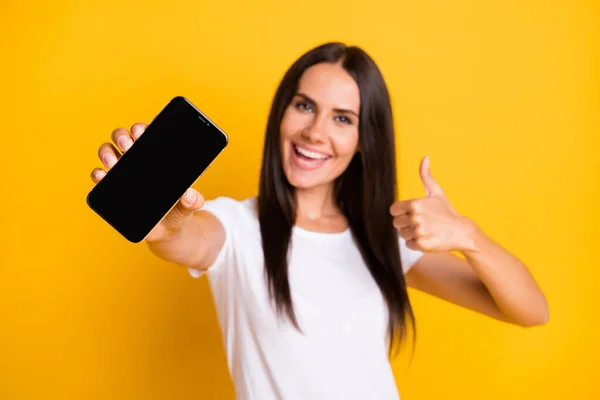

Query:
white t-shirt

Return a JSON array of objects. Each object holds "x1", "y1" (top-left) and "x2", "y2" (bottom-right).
[{"x1": 188, "y1": 196, "x2": 424, "y2": 400}]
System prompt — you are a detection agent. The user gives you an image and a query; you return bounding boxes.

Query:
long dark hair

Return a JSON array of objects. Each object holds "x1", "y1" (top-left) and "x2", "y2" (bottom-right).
[{"x1": 257, "y1": 42, "x2": 415, "y2": 357}]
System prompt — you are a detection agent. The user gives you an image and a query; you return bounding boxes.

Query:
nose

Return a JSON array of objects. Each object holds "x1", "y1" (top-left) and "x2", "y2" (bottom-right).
[{"x1": 301, "y1": 115, "x2": 327, "y2": 143}]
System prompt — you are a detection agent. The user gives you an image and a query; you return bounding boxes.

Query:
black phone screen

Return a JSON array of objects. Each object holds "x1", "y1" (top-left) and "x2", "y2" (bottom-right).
[{"x1": 86, "y1": 96, "x2": 228, "y2": 243}]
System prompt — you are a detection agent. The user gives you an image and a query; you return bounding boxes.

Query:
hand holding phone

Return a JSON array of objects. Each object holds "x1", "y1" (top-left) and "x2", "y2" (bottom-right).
[
  {"x1": 90, "y1": 123, "x2": 206, "y2": 242},
  {"x1": 87, "y1": 96, "x2": 228, "y2": 243}
]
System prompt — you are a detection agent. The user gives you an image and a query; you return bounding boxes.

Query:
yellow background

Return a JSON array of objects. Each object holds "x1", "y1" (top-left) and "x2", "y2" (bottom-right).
[{"x1": 1, "y1": 0, "x2": 598, "y2": 399}]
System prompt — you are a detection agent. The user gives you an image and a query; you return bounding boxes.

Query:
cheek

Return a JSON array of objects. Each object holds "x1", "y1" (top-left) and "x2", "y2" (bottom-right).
[
  {"x1": 279, "y1": 112, "x2": 293, "y2": 157},
  {"x1": 280, "y1": 108, "x2": 307, "y2": 140},
  {"x1": 280, "y1": 114, "x2": 292, "y2": 140},
  {"x1": 333, "y1": 132, "x2": 359, "y2": 159}
]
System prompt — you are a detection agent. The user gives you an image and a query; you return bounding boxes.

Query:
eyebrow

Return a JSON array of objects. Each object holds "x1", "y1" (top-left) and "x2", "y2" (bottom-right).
[{"x1": 295, "y1": 92, "x2": 360, "y2": 118}]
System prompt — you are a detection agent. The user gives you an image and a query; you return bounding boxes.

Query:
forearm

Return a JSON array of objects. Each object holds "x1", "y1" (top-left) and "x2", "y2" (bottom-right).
[{"x1": 460, "y1": 219, "x2": 549, "y2": 326}]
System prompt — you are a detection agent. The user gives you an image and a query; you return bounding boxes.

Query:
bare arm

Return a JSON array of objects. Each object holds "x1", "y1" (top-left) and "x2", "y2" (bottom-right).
[
  {"x1": 394, "y1": 156, "x2": 548, "y2": 327},
  {"x1": 405, "y1": 226, "x2": 549, "y2": 327},
  {"x1": 90, "y1": 122, "x2": 227, "y2": 273}
]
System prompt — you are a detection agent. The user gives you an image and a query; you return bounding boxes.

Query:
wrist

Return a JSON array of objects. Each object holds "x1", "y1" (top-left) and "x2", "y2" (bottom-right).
[{"x1": 457, "y1": 217, "x2": 485, "y2": 256}]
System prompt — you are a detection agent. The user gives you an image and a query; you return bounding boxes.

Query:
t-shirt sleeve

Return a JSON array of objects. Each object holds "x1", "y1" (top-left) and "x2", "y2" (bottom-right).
[
  {"x1": 187, "y1": 196, "x2": 241, "y2": 279},
  {"x1": 398, "y1": 236, "x2": 424, "y2": 275}
]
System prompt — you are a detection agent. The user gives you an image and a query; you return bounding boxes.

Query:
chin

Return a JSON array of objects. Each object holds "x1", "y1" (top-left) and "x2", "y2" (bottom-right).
[{"x1": 285, "y1": 174, "x2": 326, "y2": 190}]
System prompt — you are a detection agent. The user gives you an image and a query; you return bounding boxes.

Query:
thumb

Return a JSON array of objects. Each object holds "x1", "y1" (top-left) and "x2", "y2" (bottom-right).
[
  {"x1": 180, "y1": 188, "x2": 204, "y2": 210},
  {"x1": 419, "y1": 155, "x2": 445, "y2": 197},
  {"x1": 162, "y1": 188, "x2": 204, "y2": 231}
]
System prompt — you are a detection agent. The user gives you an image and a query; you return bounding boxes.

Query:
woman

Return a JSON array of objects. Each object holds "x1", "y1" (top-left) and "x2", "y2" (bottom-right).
[{"x1": 90, "y1": 42, "x2": 548, "y2": 400}]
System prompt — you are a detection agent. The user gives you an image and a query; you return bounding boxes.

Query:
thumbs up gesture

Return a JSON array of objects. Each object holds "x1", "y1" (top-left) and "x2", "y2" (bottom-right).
[{"x1": 390, "y1": 156, "x2": 476, "y2": 253}]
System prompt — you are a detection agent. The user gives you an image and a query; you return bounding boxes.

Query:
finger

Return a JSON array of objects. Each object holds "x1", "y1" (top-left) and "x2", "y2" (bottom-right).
[
  {"x1": 98, "y1": 142, "x2": 121, "y2": 169},
  {"x1": 130, "y1": 122, "x2": 147, "y2": 140},
  {"x1": 420, "y1": 155, "x2": 445, "y2": 198},
  {"x1": 390, "y1": 200, "x2": 415, "y2": 217},
  {"x1": 392, "y1": 214, "x2": 412, "y2": 230},
  {"x1": 405, "y1": 238, "x2": 422, "y2": 251},
  {"x1": 162, "y1": 189, "x2": 205, "y2": 232},
  {"x1": 111, "y1": 127, "x2": 134, "y2": 153},
  {"x1": 397, "y1": 225, "x2": 417, "y2": 241},
  {"x1": 180, "y1": 188, "x2": 205, "y2": 211},
  {"x1": 91, "y1": 168, "x2": 106, "y2": 183}
]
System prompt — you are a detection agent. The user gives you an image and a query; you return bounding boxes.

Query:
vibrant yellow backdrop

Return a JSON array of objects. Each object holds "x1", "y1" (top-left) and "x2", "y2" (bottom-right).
[{"x1": 1, "y1": 0, "x2": 598, "y2": 399}]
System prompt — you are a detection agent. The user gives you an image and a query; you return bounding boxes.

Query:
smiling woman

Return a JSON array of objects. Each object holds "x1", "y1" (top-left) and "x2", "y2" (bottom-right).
[
  {"x1": 89, "y1": 41, "x2": 548, "y2": 400},
  {"x1": 255, "y1": 44, "x2": 416, "y2": 366}
]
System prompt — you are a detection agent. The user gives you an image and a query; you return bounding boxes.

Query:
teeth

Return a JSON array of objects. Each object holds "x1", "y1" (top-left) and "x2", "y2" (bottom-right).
[{"x1": 295, "y1": 145, "x2": 329, "y2": 160}]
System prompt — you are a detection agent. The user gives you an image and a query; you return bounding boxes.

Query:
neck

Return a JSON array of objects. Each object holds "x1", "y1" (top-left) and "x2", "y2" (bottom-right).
[{"x1": 294, "y1": 184, "x2": 340, "y2": 222}]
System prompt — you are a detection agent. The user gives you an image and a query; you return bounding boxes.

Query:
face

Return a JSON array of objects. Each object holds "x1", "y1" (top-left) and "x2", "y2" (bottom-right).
[{"x1": 280, "y1": 62, "x2": 360, "y2": 191}]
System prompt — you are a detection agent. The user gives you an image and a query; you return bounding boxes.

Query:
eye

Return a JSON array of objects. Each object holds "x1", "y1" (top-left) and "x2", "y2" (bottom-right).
[
  {"x1": 294, "y1": 102, "x2": 313, "y2": 112},
  {"x1": 335, "y1": 115, "x2": 353, "y2": 125}
]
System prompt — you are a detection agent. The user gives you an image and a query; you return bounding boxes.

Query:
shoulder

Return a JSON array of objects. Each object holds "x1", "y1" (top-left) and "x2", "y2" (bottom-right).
[
  {"x1": 201, "y1": 195, "x2": 257, "y2": 229},
  {"x1": 202, "y1": 195, "x2": 255, "y2": 211},
  {"x1": 240, "y1": 196, "x2": 258, "y2": 216}
]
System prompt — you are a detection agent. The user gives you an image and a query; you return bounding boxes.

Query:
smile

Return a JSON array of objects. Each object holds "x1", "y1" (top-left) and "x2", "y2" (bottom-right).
[
  {"x1": 291, "y1": 143, "x2": 332, "y2": 170},
  {"x1": 293, "y1": 144, "x2": 331, "y2": 160}
]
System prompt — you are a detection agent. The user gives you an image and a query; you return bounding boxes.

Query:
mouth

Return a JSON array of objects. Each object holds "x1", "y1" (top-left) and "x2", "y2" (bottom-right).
[{"x1": 291, "y1": 143, "x2": 332, "y2": 170}]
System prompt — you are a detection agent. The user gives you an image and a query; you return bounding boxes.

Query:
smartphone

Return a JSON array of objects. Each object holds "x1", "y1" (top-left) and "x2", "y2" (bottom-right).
[{"x1": 86, "y1": 96, "x2": 228, "y2": 243}]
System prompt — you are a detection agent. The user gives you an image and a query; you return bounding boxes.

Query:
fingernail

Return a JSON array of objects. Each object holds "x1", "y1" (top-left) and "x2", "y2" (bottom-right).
[
  {"x1": 185, "y1": 188, "x2": 196, "y2": 203},
  {"x1": 118, "y1": 136, "x2": 132, "y2": 151},
  {"x1": 132, "y1": 125, "x2": 145, "y2": 138},
  {"x1": 102, "y1": 153, "x2": 117, "y2": 167}
]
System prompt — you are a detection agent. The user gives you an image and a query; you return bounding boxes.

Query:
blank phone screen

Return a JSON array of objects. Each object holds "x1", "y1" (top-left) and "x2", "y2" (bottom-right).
[{"x1": 87, "y1": 96, "x2": 228, "y2": 243}]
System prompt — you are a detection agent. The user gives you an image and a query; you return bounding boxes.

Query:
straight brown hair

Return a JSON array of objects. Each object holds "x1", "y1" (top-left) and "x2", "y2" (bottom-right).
[{"x1": 257, "y1": 42, "x2": 415, "y2": 357}]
